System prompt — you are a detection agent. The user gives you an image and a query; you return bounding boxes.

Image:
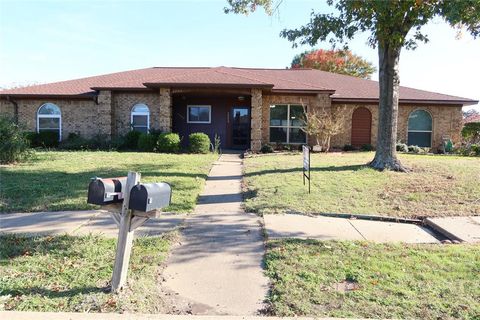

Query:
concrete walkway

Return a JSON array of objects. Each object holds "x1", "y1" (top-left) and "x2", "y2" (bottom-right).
[
  {"x1": 426, "y1": 216, "x2": 480, "y2": 243},
  {"x1": 0, "y1": 210, "x2": 185, "y2": 238},
  {"x1": 162, "y1": 153, "x2": 269, "y2": 316},
  {"x1": 264, "y1": 214, "x2": 440, "y2": 243}
]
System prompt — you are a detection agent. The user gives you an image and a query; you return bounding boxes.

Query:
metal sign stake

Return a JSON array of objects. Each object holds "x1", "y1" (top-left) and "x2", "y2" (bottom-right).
[{"x1": 302, "y1": 145, "x2": 311, "y2": 194}]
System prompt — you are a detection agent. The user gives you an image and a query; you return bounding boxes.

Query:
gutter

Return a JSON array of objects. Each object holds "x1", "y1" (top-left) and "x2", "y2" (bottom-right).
[
  {"x1": 332, "y1": 97, "x2": 479, "y2": 106},
  {"x1": 6, "y1": 95, "x2": 19, "y2": 123}
]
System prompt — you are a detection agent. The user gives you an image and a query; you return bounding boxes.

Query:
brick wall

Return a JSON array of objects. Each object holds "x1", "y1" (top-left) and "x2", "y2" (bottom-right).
[
  {"x1": 0, "y1": 100, "x2": 15, "y2": 117},
  {"x1": 1, "y1": 92, "x2": 463, "y2": 150},
  {"x1": 260, "y1": 93, "x2": 332, "y2": 145},
  {"x1": 112, "y1": 92, "x2": 161, "y2": 137},
  {"x1": 331, "y1": 103, "x2": 379, "y2": 148},
  {"x1": 398, "y1": 104, "x2": 463, "y2": 149},
  {"x1": 0, "y1": 98, "x2": 101, "y2": 139},
  {"x1": 250, "y1": 88, "x2": 263, "y2": 151},
  {"x1": 331, "y1": 103, "x2": 463, "y2": 150}
]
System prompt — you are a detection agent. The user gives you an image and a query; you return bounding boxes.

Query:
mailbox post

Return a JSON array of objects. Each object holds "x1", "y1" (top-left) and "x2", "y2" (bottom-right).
[
  {"x1": 87, "y1": 171, "x2": 172, "y2": 293},
  {"x1": 111, "y1": 171, "x2": 140, "y2": 293}
]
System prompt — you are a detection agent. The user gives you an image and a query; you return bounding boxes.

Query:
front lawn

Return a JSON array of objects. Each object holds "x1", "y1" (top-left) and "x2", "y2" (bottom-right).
[
  {"x1": 0, "y1": 151, "x2": 217, "y2": 213},
  {"x1": 265, "y1": 239, "x2": 480, "y2": 319},
  {"x1": 0, "y1": 233, "x2": 174, "y2": 313},
  {"x1": 244, "y1": 152, "x2": 480, "y2": 218}
]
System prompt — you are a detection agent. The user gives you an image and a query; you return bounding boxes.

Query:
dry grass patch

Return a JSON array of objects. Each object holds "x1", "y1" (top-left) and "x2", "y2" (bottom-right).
[{"x1": 244, "y1": 152, "x2": 480, "y2": 218}]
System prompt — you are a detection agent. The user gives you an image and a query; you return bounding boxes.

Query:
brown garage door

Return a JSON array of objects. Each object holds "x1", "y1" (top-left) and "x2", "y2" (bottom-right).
[{"x1": 351, "y1": 107, "x2": 372, "y2": 146}]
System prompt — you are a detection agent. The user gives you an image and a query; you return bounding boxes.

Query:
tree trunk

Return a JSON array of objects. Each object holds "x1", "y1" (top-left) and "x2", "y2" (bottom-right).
[{"x1": 369, "y1": 43, "x2": 408, "y2": 172}]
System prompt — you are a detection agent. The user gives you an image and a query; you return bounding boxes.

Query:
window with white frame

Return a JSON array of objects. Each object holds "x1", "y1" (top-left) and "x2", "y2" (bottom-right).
[
  {"x1": 37, "y1": 103, "x2": 62, "y2": 140},
  {"x1": 187, "y1": 105, "x2": 211, "y2": 124},
  {"x1": 407, "y1": 109, "x2": 432, "y2": 147},
  {"x1": 269, "y1": 104, "x2": 307, "y2": 144},
  {"x1": 131, "y1": 103, "x2": 150, "y2": 133}
]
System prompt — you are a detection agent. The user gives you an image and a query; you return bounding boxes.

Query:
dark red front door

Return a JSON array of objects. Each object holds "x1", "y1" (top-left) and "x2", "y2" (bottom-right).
[{"x1": 351, "y1": 107, "x2": 372, "y2": 147}]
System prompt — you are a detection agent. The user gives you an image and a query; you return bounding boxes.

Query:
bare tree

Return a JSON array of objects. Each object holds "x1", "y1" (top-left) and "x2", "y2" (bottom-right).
[{"x1": 301, "y1": 105, "x2": 347, "y2": 152}]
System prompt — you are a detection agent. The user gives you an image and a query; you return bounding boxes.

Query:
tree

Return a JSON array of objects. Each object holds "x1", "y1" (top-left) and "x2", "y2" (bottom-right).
[
  {"x1": 291, "y1": 48, "x2": 376, "y2": 79},
  {"x1": 301, "y1": 105, "x2": 347, "y2": 152},
  {"x1": 463, "y1": 108, "x2": 479, "y2": 119},
  {"x1": 226, "y1": 0, "x2": 480, "y2": 171}
]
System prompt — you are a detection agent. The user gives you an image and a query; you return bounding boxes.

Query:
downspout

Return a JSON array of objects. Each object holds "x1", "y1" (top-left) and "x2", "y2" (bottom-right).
[
  {"x1": 93, "y1": 91, "x2": 100, "y2": 105},
  {"x1": 6, "y1": 95, "x2": 19, "y2": 123}
]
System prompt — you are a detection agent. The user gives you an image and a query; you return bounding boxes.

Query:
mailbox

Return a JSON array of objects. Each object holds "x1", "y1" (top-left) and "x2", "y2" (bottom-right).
[
  {"x1": 87, "y1": 177, "x2": 127, "y2": 205},
  {"x1": 129, "y1": 182, "x2": 172, "y2": 212}
]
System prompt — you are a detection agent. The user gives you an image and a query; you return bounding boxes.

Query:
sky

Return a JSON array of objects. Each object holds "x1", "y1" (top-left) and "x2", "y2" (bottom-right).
[{"x1": 0, "y1": 0, "x2": 479, "y2": 111}]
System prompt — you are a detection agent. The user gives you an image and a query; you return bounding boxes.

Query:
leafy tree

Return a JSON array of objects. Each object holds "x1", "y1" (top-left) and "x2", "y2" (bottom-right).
[
  {"x1": 226, "y1": 0, "x2": 480, "y2": 171},
  {"x1": 291, "y1": 48, "x2": 376, "y2": 79}
]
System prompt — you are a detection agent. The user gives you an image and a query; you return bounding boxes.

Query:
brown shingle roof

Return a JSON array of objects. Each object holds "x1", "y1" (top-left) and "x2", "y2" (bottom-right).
[
  {"x1": 0, "y1": 66, "x2": 477, "y2": 105},
  {"x1": 464, "y1": 114, "x2": 480, "y2": 123}
]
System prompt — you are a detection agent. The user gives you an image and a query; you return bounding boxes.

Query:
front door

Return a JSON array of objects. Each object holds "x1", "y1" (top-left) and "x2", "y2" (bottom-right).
[{"x1": 230, "y1": 107, "x2": 250, "y2": 149}]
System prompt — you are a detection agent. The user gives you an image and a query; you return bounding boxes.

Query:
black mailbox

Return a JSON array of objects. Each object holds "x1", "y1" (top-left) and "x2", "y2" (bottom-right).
[
  {"x1": 129, "y1": 182, "x2": 172, "y2": 212},
  {"x1": 87, "y1": 177, "x2": 127, "y2": 205}
]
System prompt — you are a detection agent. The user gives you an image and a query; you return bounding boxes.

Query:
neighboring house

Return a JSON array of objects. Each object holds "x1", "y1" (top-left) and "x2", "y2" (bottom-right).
[
  {"x1": 0, "y1": 67, "x2": 477, "y2": 151},
  {"x1": 464, "y1": 113, "x2": 480, "y2": 124}
]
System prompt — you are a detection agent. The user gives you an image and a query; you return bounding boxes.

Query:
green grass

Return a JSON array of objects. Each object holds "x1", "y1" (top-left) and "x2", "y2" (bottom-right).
[
  {"x1": 0, "y1": 233, "x2": 175, "y2": 313},
  {"x1": 265, "y1": 239, "x2": 480, "y2": 319},
  {"x1": 244, "y1": 152, "x2": 480, "y2": 218},
  {"x1": 0, "y1": 151, "x2": 217, "y2": 213}
]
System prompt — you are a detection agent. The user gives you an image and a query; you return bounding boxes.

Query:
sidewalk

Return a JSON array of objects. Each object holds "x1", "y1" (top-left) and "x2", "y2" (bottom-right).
[
  {"x1": 264, "y1": 214, "x2": 440, "y2": 243},
  {"x1": 161, "y1": 153, "x2": 269, "y2": 315},
  {"x1": 0, "y1": 210, "x2": 185, "y2": 238}
]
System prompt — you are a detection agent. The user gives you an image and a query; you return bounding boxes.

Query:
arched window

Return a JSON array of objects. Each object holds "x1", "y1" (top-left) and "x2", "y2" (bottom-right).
[
  {"x1": 37, "y1": 103, "x2": 61, "y2": 140},
  {"x1": 407, "y1": 110, "x2": 432, "y2": 147},
  {"x1": 131, "y1": 103, "x2": 150, "y2": 133}
]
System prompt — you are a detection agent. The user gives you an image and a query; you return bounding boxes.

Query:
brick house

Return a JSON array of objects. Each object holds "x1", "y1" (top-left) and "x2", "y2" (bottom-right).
[{"x1": 0, "y1": 67, "x2": 477, "y2": 151}]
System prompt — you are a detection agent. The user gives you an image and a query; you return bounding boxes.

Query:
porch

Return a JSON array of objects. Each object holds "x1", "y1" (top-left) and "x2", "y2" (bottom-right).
[{"x1": 167, "y1": 88, "x2": 263, "y2": 150}]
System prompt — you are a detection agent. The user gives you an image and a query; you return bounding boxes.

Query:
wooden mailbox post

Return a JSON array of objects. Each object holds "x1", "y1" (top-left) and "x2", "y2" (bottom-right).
[{"x1": 87, "y1": 171, "x2": 172, "y2": 293}]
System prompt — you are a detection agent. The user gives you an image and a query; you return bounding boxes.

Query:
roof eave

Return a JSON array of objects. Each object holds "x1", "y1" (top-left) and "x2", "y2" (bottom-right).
[
  {"x1": 270, "y1": 89, "x2": 336, "y2": 95},
  {"x1": 332, "y1": 97, "x2": 478, "y2": 106},
  {"x1": 143, "y1": 82, "x2": 274, "y2": 89},
  {"x1": 90, "y1": 86, "x2": 155, "y2": 92},
  {"x1": 0, "y1": 92, "x2": 96, "y2": 99}
]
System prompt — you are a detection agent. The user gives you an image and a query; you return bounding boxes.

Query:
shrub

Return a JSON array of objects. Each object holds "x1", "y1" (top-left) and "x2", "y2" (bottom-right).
[
  {"x1": 396, "y1": 143, "x2": 408, "y2": 152},
  {"x1": 109, "y1": 136, "x2": 125, "y2": 151},
  {"x1": 456, "y1": 144, "x2": 480, "y2": 157},
  {"x1": 261, "y1": 144, "x2": 274, "y2": 153},
  {"x1": 157, "y1": 133, "x2": 181, "y2": 153},
  {"x1": 462, "y1": 123, "x2": 480, "y2": 143},
  {"x1": 27, "y1": 131, "x2": 59, "y2": 148},
  {"x1": 360, "y1": 144, "x2": 374, "y2": 151},
  {"x1": 89, "y1": 134, "x2": 113, "y2": 150},
  {"x1": 189, "y1": 132, "x2": 210, "y2": 154},
  {"x1": 408, "y1": 145, "x2": 422, "y2": 153},
  {"x1": 213, "y1": 134, "x2": 221, "y2": 154},
  {"x1": 0, "y1": 116, "x2": 31, "y2": 164},
  {"x1": 343, "y1": 144, "x2": 356, "y2": 151},
  {"x1": 59, "y1": 133, "x2": 89, "y2": 150},
  {"x1": 137, "y1": 133, "x2": 157, "y2": 152},
  {"x1": 122, "y1": 130, "x2": 142, "y2": 150}
]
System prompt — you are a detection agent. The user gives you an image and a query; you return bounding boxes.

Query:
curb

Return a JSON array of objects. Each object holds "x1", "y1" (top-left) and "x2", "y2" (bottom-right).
[
  {"x1": 424, "y1": 218, "x2": 464, "y2": 242},
  {"x1": 0, "y1": 312, "x2": 324, "y2": 320},
  {"x1": 314, "y1": 212, "x2": 422, "y2": 224}
]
